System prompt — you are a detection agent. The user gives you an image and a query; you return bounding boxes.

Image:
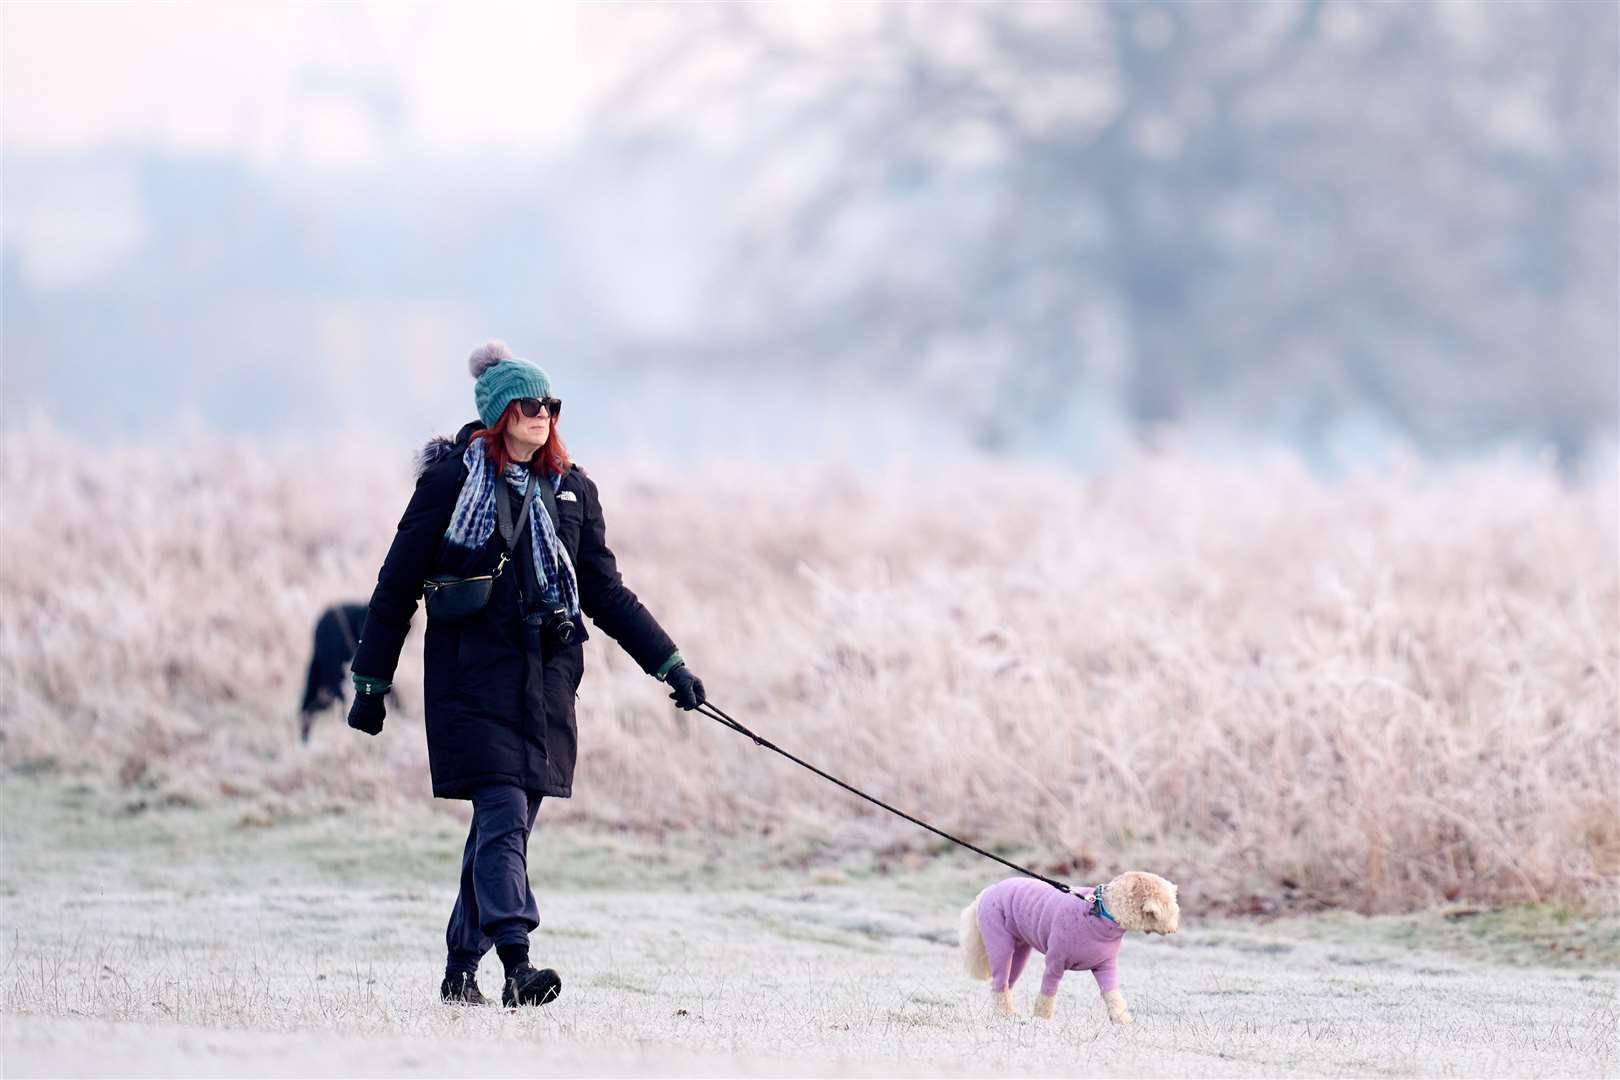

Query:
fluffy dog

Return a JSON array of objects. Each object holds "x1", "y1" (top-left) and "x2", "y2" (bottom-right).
[{"x1": 959, "y1": 872, "x2": 1179, "y2": 1023}]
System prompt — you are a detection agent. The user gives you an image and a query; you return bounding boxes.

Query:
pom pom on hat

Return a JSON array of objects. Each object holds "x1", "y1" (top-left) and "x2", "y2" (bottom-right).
[{"x1": 468, "y1": 340, "x2": 513, "y2": 379}]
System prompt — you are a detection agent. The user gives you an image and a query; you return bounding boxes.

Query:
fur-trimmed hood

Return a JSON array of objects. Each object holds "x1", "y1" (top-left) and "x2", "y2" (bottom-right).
[{"x1": 416, "y1": 419, "x2": 484, "y2": 478}]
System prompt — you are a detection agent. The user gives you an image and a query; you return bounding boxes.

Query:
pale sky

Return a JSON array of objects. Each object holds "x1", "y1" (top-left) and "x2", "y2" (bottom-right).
[
  {"x1": 0, "y1": 2, "x2": 707, "y2": 289},
  {"x1": 1, "y1": 2, "x2": 678, "y2": 167}
]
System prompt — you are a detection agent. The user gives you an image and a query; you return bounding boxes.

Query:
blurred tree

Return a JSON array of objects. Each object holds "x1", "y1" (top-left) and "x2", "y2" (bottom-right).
[{"x1": 600, "y1": 0, "x2": 1617, "y2": 459}]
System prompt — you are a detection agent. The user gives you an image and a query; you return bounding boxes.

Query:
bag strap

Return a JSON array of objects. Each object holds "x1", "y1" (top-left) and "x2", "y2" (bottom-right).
[
  {"x1": 494, "y1": 470, "x2": 536, "y2": 552},
  {"x1": 497, "y1": 470, "x2": 552, "y2": 611}
]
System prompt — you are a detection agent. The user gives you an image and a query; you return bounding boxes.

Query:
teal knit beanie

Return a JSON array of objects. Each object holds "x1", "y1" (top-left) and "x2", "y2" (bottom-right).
[{"x1": 468, "y1": 341, "x2": 553, "y2": 428}]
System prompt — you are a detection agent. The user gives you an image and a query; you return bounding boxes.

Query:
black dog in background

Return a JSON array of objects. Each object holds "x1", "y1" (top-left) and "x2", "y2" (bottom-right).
[{"x1": 299, "y1": 603, "x2": 370, "y2": 742}]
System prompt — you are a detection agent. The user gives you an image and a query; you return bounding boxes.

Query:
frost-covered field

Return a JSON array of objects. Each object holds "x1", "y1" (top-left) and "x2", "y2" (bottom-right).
[
  {"x1": 3, "y1": 436, "x2": 1617, "y2": 916},
  {"x1": 2, "y1": 777, "x2": 1615, "y2": 1078},
  {"x1": 2, "y1": 436, "x2": 1617, "y2": 1074}
]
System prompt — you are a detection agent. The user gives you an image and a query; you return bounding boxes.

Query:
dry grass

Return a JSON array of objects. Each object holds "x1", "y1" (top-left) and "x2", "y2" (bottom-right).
[{"x1": 1, "y1": 430, "x2": 1615, "y2": 914}]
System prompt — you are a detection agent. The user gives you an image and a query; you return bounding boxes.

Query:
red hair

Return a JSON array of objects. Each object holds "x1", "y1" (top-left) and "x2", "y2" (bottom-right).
[{"x1": 470, "y1": 400, "x2": 571, "y2": 478}]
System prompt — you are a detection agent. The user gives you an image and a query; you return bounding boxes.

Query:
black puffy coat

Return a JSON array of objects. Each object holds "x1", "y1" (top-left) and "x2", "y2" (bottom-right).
[{"x1": 352, "y1": 420, "x2": 679, "y2": 799}]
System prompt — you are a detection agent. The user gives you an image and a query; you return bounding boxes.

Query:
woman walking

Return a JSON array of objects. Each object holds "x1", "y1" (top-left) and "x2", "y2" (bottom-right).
[{"x1": 346, "y1": 341, "x2": 706, "y2": 1007}]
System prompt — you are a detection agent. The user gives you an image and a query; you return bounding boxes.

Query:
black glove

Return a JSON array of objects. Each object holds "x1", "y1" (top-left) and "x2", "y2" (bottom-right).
[
  {"x1": 666, "y1": 664, "x2": 706, "y2": 711},
  {"x1": 347, "y1": 691, "x2": 386, "y2": 736}
]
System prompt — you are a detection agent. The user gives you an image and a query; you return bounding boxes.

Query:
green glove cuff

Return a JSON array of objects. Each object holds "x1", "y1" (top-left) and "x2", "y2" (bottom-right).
[
  {"x1": 353, "y1": 673, "x2": 392, "y2": 696},
  {"x1": 654, "y1": 651, "x2": 684, "y2": 682}
]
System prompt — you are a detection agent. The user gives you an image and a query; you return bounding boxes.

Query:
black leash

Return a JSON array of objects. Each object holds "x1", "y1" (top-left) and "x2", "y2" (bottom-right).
[{"x1": 695, "y1": 700, "x2": 1073, "y2": 894}]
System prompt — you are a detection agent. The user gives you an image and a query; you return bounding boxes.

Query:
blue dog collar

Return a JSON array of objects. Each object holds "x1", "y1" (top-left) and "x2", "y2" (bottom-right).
[{"x1": 1090, "y1": 883, "x2": 1118, "y2": 923}]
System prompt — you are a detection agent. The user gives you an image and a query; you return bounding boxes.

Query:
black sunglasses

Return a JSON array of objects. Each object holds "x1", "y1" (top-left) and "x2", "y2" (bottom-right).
[{"x1": 516, "y1": 396, "x2": 562, "y2": 419}]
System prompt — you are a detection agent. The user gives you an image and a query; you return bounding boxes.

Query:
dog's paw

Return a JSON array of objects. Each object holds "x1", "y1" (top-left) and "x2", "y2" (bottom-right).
[
  {"x1": 1102, "y1": 989, "x2": 1132, "y2": 1025},
  {"x1": 991, "y1": 990, "x2": 1017, "y2": 1018},
  {"x1": 1032, "y1": 994, "x2": 1057, "y2": 1020}
]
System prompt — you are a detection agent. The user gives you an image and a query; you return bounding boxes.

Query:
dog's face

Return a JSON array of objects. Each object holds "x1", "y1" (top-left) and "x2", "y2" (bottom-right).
[{"x1": 1107, "y1": 872, "x2": 1180, "y2": 935}]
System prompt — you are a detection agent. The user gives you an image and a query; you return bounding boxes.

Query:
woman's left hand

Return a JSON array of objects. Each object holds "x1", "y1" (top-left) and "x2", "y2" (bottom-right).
[{"x1": 666, "y1": 664, "x2": 706, "y2": 710}]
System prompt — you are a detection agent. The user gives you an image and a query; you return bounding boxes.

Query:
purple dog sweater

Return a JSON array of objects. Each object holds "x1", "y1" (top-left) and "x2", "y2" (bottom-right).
[{"x1": 977, "y1": 877, "x2": 1126, "y2": 997}]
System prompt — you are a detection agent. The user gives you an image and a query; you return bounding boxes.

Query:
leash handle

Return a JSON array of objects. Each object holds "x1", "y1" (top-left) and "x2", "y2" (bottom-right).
[{"x1": 695, "y1": 700, "x2": 1073, "y2": 894}]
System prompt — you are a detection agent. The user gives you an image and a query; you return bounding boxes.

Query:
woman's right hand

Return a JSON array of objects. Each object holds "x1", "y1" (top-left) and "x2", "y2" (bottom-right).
[{"x1": 347, "y1": 691, "x2": 387, "y2": 736}]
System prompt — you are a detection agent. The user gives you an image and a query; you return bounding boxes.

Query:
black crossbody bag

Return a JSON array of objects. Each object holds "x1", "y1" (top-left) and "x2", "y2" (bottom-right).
[{"x1": 421, "y1": 472, "x2": 536, "y2": 622}]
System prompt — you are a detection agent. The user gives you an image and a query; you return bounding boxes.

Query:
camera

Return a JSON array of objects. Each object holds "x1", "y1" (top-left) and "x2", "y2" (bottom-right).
[
  {"x1": 543, "y1": 607, "x2": 575, "y2": 646},
  {"x1": 537, "y1": 606, "x2": 576, "y2": 647}
]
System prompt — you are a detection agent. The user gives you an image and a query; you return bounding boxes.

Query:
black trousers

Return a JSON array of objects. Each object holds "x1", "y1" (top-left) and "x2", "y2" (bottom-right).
[{"x1": 444, "y1": 783, "x2": 543, "y2": 975}]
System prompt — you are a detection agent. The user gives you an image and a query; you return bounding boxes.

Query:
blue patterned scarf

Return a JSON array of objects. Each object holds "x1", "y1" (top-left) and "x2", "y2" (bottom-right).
[{"x1": 444, "y1": 436, "x2": 580, "y2": 615}]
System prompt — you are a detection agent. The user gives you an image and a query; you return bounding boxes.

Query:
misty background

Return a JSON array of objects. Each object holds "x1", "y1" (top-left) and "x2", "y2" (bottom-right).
[{"x1": 3, "y1": 1, "x2": 1616, "y2": 469}]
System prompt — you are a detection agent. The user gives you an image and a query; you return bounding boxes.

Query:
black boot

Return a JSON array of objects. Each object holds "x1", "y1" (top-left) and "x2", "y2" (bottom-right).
[
  {"x1": 501, "y1": 961, "x2": 562, "y2": 1007},
  {"x1": 440, "y1": 971, "x2": 490, "y2": 1006}
]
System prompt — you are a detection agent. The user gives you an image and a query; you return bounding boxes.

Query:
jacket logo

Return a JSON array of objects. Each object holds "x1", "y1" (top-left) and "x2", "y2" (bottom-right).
[{"x1": 557, "y1": 491, "x2": 578, "y2": 502}]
